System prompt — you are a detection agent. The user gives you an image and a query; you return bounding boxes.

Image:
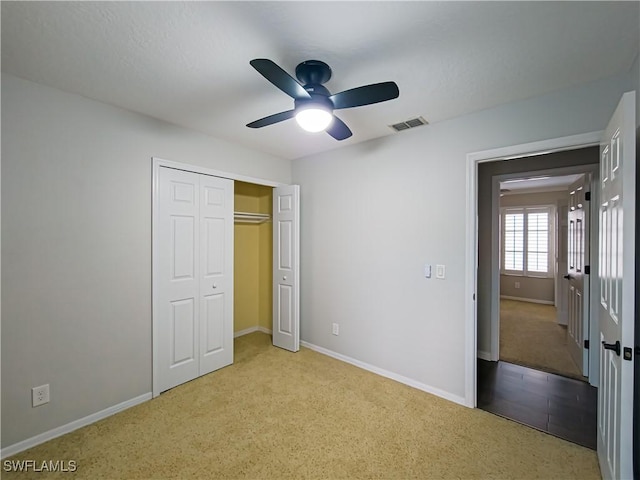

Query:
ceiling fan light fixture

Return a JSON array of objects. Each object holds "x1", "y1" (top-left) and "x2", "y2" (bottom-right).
[
  {"x1": 247, "y1": 58, "x2": 398, "y2": 140},
  {"x1": 295, "y1": 105, "x2": 333, "y2": 133}
]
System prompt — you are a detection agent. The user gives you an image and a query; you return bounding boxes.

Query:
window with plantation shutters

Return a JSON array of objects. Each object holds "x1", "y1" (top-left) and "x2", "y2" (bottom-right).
[{"x1": 501, "y1": 206, "x2": 554, "y2": 277}]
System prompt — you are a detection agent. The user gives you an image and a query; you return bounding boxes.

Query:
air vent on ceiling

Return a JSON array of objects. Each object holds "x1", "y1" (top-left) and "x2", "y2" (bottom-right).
[{"x1": 389, "y1": 116, "x2": 428, "y2": 132}]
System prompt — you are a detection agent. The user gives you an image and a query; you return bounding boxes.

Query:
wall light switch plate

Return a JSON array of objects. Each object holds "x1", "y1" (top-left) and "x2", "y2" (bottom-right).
[
  {"x1": 436, "y1": 265, "x2": 446, "y2": 279},
  {"x1": 424, "y1": 264, "x2": 431, "y2": 278}
]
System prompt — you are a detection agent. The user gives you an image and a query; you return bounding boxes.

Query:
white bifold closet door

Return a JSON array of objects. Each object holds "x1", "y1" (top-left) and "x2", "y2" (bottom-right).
[
  {"x1": 272, "y1": 185, "x2": 300, "y2": 352},
  {"x1": 157, "y1": 167, "x2": 234, "y2": 393}
]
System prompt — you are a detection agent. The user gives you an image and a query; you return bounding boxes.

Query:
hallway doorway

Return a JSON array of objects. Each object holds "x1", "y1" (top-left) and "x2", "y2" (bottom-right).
[{"x1": 474, "y1": 145, "x2": 600, "y2": 449}]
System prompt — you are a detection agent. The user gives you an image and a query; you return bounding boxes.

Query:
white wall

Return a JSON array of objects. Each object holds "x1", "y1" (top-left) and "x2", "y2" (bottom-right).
[
  {"x1": 1, "y1": 74, "x2": 291, "y2": 448},
  {"x1": 292, "y1": 72, "x2": 632, "y2": 401}
]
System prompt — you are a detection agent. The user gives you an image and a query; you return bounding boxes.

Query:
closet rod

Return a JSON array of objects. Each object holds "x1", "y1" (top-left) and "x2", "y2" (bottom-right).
[{"x1": 234, "y1": 211, "x2": 271, "y2": 224}]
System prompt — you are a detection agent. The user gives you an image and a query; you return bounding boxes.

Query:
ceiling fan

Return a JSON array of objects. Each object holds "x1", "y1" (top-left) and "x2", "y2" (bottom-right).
[{"x1": 246, "y1": 59, "x2": 399, "y2": 140}]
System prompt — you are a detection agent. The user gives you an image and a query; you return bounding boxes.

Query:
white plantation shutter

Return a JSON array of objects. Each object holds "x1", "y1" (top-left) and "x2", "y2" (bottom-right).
[
  {"x1": 504, "y1": 212, "x2": 524, "y2": 271},
  {"x1": 526, "y1": 211, "x2": 549, "y2": 273},
  {"x1": 501, "y1": 206, "x2": 554, "y2": 277}
]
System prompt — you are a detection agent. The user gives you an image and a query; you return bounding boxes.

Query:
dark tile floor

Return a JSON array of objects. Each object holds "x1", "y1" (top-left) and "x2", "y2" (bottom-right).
[{"x1": 478, "y1": 360, "x2": 597, "y2": 449}]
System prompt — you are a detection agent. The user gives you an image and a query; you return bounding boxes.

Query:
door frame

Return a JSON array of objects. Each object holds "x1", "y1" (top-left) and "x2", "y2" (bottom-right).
[
  {"x1": 490, "y1": 166, "x2": 598, "y2": 363},
  {"x1": 151, "y1": 157, "x2": 285, "y2": 398},
  {"x1": 464, "y1": 131, "x2": 602, "y2": 407}
]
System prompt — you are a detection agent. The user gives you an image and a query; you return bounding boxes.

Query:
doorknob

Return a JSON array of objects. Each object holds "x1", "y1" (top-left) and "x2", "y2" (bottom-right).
[
  {"x1": 602, "y1": 340, "x2": 621, "y2": 356},
  {"x1": 563, "y1": 274, "x2": 572, "y2": 280},
  {"x1": 212, "y1": 284, "x2": 217, "y2": 289},
  {"x1": 283, "y1": 276, "x2": 287, "y2": 281}
]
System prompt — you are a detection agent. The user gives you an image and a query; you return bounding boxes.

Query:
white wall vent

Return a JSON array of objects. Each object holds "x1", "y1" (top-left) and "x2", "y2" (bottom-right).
[{"x1": 389, "y1": 116, "x2": 428, "y2": 132}]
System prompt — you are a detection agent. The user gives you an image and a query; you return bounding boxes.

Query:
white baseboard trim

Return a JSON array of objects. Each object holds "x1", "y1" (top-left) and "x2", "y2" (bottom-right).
[
  {"x1": 477, "y1": 350, "x2": 493, "y2": 361},
  {"x1": 1, "y1": 392, "x2": 152, "y2": 459},
  {"x1": 234, "y1": 326, "x2": 272, "y2": 338},
  {"x1": 500, "y1": 295, "x2": 555, "y2": 305},
  {"x1": 234, "y1": 326, "x2": 259, "y2": 337},
  {"x1": 300, "y1": 341, "x2": 467, "y2": 407}
]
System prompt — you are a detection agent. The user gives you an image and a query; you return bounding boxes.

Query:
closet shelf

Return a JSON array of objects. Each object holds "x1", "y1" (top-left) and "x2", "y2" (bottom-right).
[{"x1": 234, "y1": 211, "x2": 271, "y2": 224}]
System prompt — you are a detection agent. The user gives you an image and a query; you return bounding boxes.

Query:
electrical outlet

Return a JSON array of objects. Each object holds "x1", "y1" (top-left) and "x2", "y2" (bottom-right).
[
  {"x1": 32, "y1": 384, "x2": 50, "y2": 407},
  {"x1": 436, "y1": 264, "x2": 446, "y2": 279},
  {"x1": 332, "y1": 323, "x2": 339, "y2": 336},
  {"x1": 515, "y1": 281, "x2": 521, "y2": 289}
]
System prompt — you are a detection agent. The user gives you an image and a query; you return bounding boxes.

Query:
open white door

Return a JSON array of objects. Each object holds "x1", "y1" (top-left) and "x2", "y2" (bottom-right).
[
  {"x1": 272, "y1": 185, "x2": 300, "y2": 352},
  {"x1": 566, "y1": 174, "x2": 590, "y2": 377},
  {"x1": 597, "y1": 91, "x2": 635, "y2": 480}
]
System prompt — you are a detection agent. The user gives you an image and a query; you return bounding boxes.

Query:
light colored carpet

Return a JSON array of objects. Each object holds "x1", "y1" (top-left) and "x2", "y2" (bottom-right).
[
  {"x1": 500, "y1": 299, "x2": 583, "y2": 380},
  {"x1": 4, "y1": 332, "x2": 599, "y2": 479}
]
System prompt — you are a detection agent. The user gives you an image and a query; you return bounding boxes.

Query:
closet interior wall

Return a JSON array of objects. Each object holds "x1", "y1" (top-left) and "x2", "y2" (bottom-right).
[{"x1": 234, "y1": 181, "x2": 273, "y2": 334}]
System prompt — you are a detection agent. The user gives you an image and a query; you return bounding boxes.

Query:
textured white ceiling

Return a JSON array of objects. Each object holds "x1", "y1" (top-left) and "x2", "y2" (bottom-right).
[{"x1": 2, "y1": 1, "x2": 638, "y2": 160}]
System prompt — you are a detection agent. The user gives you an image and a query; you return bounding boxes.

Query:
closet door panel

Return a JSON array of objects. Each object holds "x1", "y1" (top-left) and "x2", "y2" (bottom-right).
[
  {"x1": 157, "y1": 167, "x2": 200, "y2": 392},
  {"x1": 277, "y1": 285, "x2": 292, "y2": 334},
  {"x1": 199, "y1": 175, "x2": 234, "y2": 375},
  {"x1": 171, "y1": 298, "x2": 196, "y2": 364},
  {"x1": 204, "y1": 218, "x2": 225, "y2": 275},
  {"x1": 203, "y1": 293, "x2": 225, "y2": 354},
  {"x1": 273, "y1": 185, "x2": 300, "y2": 352},
  {"x1": 278, "y1": 220, "x2": 292, "y2": 269}
]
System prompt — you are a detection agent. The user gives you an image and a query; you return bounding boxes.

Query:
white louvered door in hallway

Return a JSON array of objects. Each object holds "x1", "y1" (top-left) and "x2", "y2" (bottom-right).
[{"x1": 156, "y1": 167, "x2": 234, "y2": 393}]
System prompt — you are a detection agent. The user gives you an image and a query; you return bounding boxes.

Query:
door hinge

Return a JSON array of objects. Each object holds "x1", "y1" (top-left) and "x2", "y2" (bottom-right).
[
  {"x1": 584, "y1": 340, "x2": 589, "y2": 349},
  {"x1": 623, "y1": 347, "x2": 633, "y2": 361},
  {"x1": 584, "y1": 265, "x2": 590, "y2": 275},
  {"x1": 585, "y1": 191, "x2": 591, "y2": 201}
]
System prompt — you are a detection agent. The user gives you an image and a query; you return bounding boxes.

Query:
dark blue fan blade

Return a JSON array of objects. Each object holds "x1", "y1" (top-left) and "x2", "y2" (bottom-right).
[
  {"x1": 250, "y1": 59, "x2": 311, "y2": 100},
  {"x1": 329, "y1": 82, "x2": 399, "y2": 110},
  {"x1": 326, "y1": 115, "x2": 352, "y2": 140},
  {"x1": 246, "y1": 110, "x2": 296, "y2": 128}
]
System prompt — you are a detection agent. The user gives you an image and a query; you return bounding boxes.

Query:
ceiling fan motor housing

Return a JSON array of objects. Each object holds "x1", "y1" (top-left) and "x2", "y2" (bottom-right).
[{"x1": 295, "y1": 60, "x2": 332, "y2": 86}]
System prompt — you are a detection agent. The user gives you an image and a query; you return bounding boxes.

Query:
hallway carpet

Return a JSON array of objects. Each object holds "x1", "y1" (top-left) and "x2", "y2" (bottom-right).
[
  {"x1": 500, "y1": 299, "x2": 583, "y2": 380},
  {"x1": 4, "y1": 333, "x2": 599, "y2": 479}
]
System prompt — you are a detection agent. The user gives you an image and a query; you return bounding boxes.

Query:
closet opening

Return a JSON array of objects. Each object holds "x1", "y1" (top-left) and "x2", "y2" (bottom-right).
[{"x1": 233, "y1": 181, "x2": 274, "y2": 339}]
